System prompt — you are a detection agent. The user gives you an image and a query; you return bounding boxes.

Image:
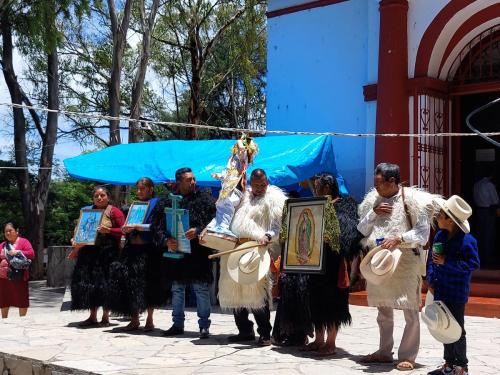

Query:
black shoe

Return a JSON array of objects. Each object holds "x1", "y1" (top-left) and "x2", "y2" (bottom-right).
[
  {"x1": 199, "y1": 327, "x2": 210, "y2": 339},
  {"x1": 257, "y1": 336, "x2": 271, "y2": 346},
  {"x1": 427, "y1": 363, "x2": 454, "y2": 375},
  {"x1": 227, "y1": 332, "x2": 256, "y2": 342},
  {"x1": 163, "y1": 325, "x2": 184, "y2": 336}
]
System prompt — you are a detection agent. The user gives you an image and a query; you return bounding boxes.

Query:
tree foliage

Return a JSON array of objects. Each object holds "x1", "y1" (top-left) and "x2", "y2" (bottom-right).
[
  {"x1": 0, "y1": 0, "x2": 267, "y2": 268},
  {"x1": 45, "y1": 178, "x2": 94, "y2": 246}
]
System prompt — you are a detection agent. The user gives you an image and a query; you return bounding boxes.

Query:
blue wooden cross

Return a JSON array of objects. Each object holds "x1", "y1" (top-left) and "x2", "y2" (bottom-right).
[{"x1": 163, "y1": 193, "x2": 190, "y2": 259}]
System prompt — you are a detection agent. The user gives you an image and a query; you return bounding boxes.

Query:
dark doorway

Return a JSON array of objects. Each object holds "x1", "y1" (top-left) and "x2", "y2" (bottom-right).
[{"x1": 459, "y1": 92, "x2": 500, "y2": 269}]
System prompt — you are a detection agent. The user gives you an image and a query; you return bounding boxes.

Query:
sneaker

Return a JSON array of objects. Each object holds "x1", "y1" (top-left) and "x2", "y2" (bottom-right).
[
  {"x1": 199, "y1": 327, "x2": 210, "y2": 339},
  {"x1": 454, "y1": 366, "x2": 468, "y2": 375},
  {"x1": 163, "y1": 325, "x2": 184, "y2": 336},
  {"x1": 227, "y1": 332, "x2": 256, "y2": 342},
  {"x1": 427, "y1": 363, "x2": 454, "y2": 375},
  {"x1": 257, "y1": 336, "x2": 272, "y2": 347}
]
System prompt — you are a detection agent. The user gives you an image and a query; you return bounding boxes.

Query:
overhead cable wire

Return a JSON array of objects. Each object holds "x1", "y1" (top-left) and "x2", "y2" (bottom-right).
[{"x1": 1, "y1": 101, "x2": 500, "y2": 138}]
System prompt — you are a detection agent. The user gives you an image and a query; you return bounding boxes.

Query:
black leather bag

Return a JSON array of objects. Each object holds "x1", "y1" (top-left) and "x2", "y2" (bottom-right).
[
  {"x1": 3, "y1": 243, "x2": 31, "y2": 281},
  {"x1": 7, "y1": 266, "x2": 24, "y2": 281}
]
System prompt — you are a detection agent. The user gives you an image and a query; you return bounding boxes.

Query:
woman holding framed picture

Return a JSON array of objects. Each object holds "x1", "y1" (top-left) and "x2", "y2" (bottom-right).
[
  {"x1": 107, "y1": 177, "x2": 168, "y2": 331},
  {"x1": 273, "y1": 173, "x2": 362, "y2": 356},
  {"x1": 70, "y1": 186, "x2": 125, "y2": 327},
  {"x1": 0, "y1": 222, "x2": 35, "y2": 318}
]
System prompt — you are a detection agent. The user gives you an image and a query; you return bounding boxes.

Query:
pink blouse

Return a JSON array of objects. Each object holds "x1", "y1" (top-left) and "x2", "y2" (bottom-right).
[{"x1": 0, "y1": 237, "x2": 35, "y2": 281}]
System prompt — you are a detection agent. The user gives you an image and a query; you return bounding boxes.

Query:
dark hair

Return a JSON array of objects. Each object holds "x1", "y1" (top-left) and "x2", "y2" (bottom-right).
[
  {"x1": 250, "y1": 168, "x2": 267, "y2": 180},
  {"x1": 175, "y1": 167, "x2": 192, "y2": 181},
  {"x1": 93, "y1": 185, "x2": 110, "y2": 196},
  {"x1": 313, "y1": 172, "x2": 340, "y2": 198},
  {"x1": 136, "y1": 177, "x2": 155, "y2": 197},
  {"x1": 3, "y1": 222, "x2": 19, "y2": 232},
  {"x1": 374, "y1": 163, "x2": 400, "y2": 184},
  {"x1": 137, "y1": 177, "x2": 154, "y2": 188},
  {"x1": 440, "y1": 209, "x2": 450, "y2": 219}
]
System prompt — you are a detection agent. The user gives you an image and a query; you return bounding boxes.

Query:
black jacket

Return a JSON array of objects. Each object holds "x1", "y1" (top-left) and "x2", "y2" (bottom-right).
[{"x1": 151, "y1": 188, "x2": 216, "y2": 283}]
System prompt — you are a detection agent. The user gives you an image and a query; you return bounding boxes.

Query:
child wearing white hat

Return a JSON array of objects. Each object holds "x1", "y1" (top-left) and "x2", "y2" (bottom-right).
[{"x1": 426, "y1": 195, "x2": 480, "y2": 375}]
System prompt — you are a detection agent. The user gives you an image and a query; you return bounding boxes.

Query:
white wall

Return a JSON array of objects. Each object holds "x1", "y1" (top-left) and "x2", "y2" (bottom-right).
[{"x1": 407, "y1": 0, "x2": 448, "y2": 78}]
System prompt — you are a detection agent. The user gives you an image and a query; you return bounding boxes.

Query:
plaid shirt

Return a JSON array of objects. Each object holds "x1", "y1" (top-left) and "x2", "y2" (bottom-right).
[{"x1": 427, "y1": 230, "x2": 480, "y2": 304}]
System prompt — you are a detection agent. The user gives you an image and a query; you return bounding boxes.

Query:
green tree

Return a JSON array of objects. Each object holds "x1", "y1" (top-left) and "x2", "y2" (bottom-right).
[
  {"x1": 0, "y1": 0, "x2": 90, "y2": 277},
  {"x1": 0, "y1": 161, "x2": 24, "y2": 230},
  {"x1": 152, "y1": 0, "x2": 266, "y2": 139},
  {"x1": 45, "y1": 178, "x2": 94, "y2": 246}
]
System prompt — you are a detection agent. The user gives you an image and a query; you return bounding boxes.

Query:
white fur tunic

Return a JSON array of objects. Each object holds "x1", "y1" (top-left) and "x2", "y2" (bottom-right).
[
  {"x1": 358, "y1": 187, "x2": 440, "y2": 311},
  {"x1": 218, "y1": 185, "x2": 286, "y2": 309}
]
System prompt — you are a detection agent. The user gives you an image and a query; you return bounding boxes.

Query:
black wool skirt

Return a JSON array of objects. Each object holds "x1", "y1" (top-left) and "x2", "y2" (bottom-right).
[
  {"x1": 309, "y1": 250, "x2": 351, "y2": 330},
  {"x1": 272, "y1": 272, "x2": 314, "y2": 344},
  {"x1": 106, "y1": 243, "x2": 169, "y2": 315},
  {"x1": 71, "y1": 236, "x2": 119, "y2": 311}
]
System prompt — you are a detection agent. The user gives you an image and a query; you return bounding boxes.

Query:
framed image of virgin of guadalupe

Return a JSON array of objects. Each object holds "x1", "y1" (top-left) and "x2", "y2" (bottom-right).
[
  {"x1": 124, "y1": 202, "x2": 150, "y2": 226},
  {"x1": 73, "y1": 209, "x2": 104, "y2": 245},
  {"x1": 282, "y1": 197, "x2": 327, "y2": 274}
]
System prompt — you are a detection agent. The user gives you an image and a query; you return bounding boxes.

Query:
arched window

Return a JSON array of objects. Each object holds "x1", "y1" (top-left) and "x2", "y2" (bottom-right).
[{"x1": 448, "y1": 26, "x2": 500, "y2": 84}]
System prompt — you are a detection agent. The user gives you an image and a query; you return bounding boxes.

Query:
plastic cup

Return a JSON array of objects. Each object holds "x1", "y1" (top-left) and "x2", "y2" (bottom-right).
[{"x1": 432, "y1": 242, "x2": 444, "y2": 255}]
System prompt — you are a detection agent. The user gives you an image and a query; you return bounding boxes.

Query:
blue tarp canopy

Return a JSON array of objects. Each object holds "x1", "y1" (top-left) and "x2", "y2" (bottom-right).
[{"x1": 64, "y1": 135, "x2": 341, "y2": 189}]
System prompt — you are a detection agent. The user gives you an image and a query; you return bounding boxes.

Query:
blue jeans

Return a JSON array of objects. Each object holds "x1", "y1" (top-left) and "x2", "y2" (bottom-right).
[{"x1": 171, "y1": 281, "x2": 211, "y2": 330}]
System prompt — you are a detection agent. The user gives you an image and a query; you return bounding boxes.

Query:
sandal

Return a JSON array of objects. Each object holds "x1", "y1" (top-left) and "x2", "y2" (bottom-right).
[
  {"x1": 123, "y1": 322, "x2": 140, "y2": 331},
  {"x1": 78, "y1": 319, "x2": 99, "y2": 328},
  {"x1": 143, "y1": 323, "x2": 155, "y2": 332},
  {"x1": 396, "y1": 360, "x2": 415, "y2": 371},
  {"x1": 314, "y1": 345, "x2": 337, "y2": 357},
  {"x1": 360, "y1": 352, "x2": 393, "y2": 363}
]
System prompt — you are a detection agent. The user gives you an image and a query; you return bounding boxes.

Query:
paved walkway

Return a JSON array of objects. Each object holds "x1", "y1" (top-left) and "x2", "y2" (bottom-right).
[{"x1": 0, "y1": 281, "x2": 499, "y2": 374}]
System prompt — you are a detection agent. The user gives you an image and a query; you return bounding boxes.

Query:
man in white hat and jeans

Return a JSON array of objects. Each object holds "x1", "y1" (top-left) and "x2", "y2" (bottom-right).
[
  {"x1": 357, "y1": 163, "x2": 440, "y2": 371},
  {"x1": 426, "y1": 195, "x2": 480, "y2": 375}
]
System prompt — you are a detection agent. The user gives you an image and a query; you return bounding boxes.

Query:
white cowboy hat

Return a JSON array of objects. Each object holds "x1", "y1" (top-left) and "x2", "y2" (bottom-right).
[
  {"x1": 434, "y1": 195, "x2": 472, "y2": 233},
  {"x1": 360, "y1": 245, "x2": 402, "y2": 285},
  {"x1": 421, "y1": 299, "x2": 461, "y2": 344},
  {"x1": 227, "y1": 241, "x2": 270, "y2": 285}
]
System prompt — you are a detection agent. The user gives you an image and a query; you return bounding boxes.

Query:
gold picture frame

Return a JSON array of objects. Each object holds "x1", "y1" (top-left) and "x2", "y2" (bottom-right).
[
  {"x1": 73, "y1": 209, "x2": 104, "y2": 245},
  {"x1": 281, "y1": 197, "x2": 327, "y2": 274}
]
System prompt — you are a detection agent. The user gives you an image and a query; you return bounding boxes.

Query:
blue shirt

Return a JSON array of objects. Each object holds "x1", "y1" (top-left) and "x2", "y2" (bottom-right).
[{"x1": 426, "y1": 229, "x2": 480, "y2": 304}]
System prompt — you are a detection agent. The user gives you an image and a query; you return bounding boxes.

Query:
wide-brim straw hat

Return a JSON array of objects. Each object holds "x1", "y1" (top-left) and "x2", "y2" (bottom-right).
[
  {"x1": 360, "y1": 245, "x2": 402, "y2": 285},
  {"x1": 227, "y1": 241, "x2": 270, "y2": 285},
  {"x1": 421, "y1": 297, "x2": 461, "y2": 344},
  {"x1": 434, "y1": 195, "x2": 472, "y2": 233}
]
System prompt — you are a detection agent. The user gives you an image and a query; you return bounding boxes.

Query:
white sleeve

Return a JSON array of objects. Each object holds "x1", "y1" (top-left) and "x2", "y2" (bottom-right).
[
  {"x1": 357, "y1": 209, "x2": 377, "y2": 236},
  {"x1": 401, "y1": 212, "x2": 430, "y2": 246}
]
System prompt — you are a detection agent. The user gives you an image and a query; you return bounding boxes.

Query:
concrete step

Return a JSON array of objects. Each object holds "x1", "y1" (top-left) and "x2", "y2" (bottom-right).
[{"x1": 349, "y1": 291, "x2": 500, "y2": 318}]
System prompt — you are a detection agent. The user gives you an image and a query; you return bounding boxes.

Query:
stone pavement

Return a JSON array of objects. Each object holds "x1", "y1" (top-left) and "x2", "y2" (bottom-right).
[{"x1": 0, "y1": 281, "x2": 499, "y2": 375}]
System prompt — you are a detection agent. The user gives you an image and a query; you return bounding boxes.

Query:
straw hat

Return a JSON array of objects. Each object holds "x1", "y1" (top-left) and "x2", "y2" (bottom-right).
[
  {"x1": 435, "y1": 195, "x2": 472, "y2": 233},
  {"x1": 227, "y1": 241, "x2": 270, "y2": 285},
  {"x1": 360, "y1": 246, "x2": 402, "y2": 285},
  {"x1": 421, "y1": 298, "x2": 461, "y2": 344}
]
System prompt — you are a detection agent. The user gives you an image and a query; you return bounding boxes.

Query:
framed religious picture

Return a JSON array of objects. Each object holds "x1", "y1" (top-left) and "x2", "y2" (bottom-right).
[
  {"x1": 281, "y1": 197, "x2": 327, "y2": 274},
  {"x1": 124, "y1": 201, "x2": 150, "y2": 226},
  {"x1": 73, "y1": 209, "x2": 104, "y2": 246}
]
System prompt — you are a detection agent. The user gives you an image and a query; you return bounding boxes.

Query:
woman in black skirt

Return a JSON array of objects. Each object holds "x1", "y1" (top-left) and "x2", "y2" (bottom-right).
[
  {"x1": 273, "y1": 173, "x2": 362, "y2": 355},
  {"x1": 71, "y1": 186, "x2": 125, "y2": 326},
  {"x1": 107, "y1": 177, "x2": 168, "y2": 331}
]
